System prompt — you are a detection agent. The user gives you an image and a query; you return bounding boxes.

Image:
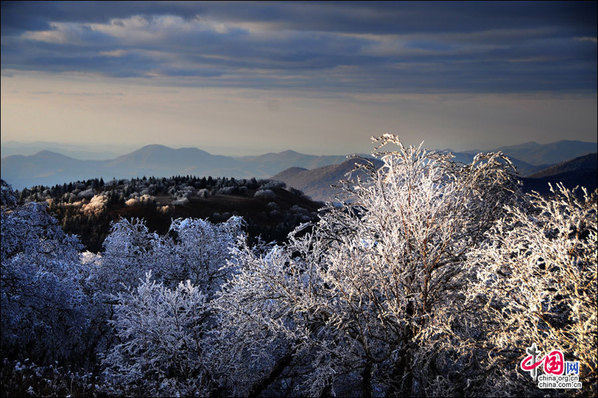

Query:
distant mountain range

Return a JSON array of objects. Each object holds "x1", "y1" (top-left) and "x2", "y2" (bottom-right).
[
  {"x1": 444, "y1": 151, "x2": 542, "y2": 176},
  {"x1": 272, "y1": 158, "x2": 383, "y2": 202},
  {"x1": 493, "y1": 140, "x2": 597, "y2": 166},
  {"x1": 1, "y1": 144, "x2": 346, "y2": 189},
  {"x1": 1, "y1": 140, "x2": 135, "y2": 160},
  {"x1": 2, "y1": 140, "x2": 596, "y2": 191},
  {"x1": 520, "y1": 153, "x2": 597, "y2": 195},
  {"x1": 273, "y1": 149, "x2": 597, "y2": 202},
  {"x1": 526, "y1": 152, "x2": 598, "y2": 179}
]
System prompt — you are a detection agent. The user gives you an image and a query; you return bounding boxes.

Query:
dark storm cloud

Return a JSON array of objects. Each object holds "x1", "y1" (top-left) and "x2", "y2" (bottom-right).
[
  {"x1": 3, "y1": 2, "x2": 595, "y2": 35},
  {"x1": 1, "y1": 1, "x2": 596, "y2": 93}
]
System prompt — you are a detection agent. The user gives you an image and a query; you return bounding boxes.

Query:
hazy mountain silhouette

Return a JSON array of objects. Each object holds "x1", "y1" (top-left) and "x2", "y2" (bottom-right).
[
  {"x1": 1, "y1": 145, "x2": 346, "y2": 189},
  {"x1": 3, "y1": 140, "x2": 596, "y2": 190},
  {"x1": 493, "y1": 140, "x2": 597, "y2": 166},
  {"x1": 1, "y1": 151, "x2": 102, "y2": 188},
  {"x1": 527, "y1": 153, "x2": 597, "y2": 178},
  {"x1": 0, "y1": 140, "x2": 134, "y2": 159},
  {"x1": 105, "y1": 145, "x2": 239, "y2": 178},
  {"x1": 520, "y1": 153, "x2": 597, "y2": 195},
  {"x1": 446, "y1": 151, "x2": 543, "y2": 176},
  {"x1": 239, "y1": 150, "x2": 346, "y2": 177},
  {"x1": 272, "y1": 157, "x2": 383, "y2": 202},
  {"x1": 274, "y1": 151, "x2": 598, "y2": 202}
]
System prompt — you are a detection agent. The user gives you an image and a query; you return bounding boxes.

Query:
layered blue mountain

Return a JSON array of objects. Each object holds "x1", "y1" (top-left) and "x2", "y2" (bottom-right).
[
  {"x1": 493, "y1": 140, "x2": 597, "y2": 166},
  {"x1": 1, "y1": 140, "x2": 132, "y2": 159},
  {"x1": 520, "y1": 153, "x2": 598, "y2": 195},
  {"x1": 1, "y1": 144, "x2": 346, "y2": 189},
  {"x1": 273, "y1": 158, "x2": 383, "y2": 202},
  {"x1": 273, "y1": 143, "x2": 597, "y2": 201},
  {"x1": 2, "y1": 140, "x2": 596, "y2": 191}
]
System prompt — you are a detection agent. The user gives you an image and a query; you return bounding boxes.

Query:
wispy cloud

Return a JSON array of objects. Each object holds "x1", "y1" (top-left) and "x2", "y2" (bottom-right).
[
  {"x1": 1, "y1": 2, "x2": 596, "y2": 153},
  {"x1": 576, "y1": 36, "x2": 598, "y2": 44},
  {"x1": 1, "y1": 2, "x2": 595, "y2": 94}
]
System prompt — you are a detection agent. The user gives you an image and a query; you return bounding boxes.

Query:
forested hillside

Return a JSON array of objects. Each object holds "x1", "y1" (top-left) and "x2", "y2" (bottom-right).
[
  {"x1": 2, "y1": 135, "x2": 596, "y2": 397},
  {"x1": 15, "y1": 175, "x2": 321, "y2": 251}
]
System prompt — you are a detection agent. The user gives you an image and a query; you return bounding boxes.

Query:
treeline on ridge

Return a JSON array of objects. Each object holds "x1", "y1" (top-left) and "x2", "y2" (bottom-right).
[{"x1": 16, "y1": 175, "x2": 323, "y2": 251}]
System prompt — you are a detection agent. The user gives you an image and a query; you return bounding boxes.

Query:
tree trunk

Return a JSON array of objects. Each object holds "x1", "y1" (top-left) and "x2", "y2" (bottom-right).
[
  {"x1": 387, "y1": 303, "x2": 414, "y2": 397},
  {"x1": 386, "y1": 348, "x2": 413, "y2": 397},
  {"x1": 362, "y1": 360, "x2": 373, "y2": 398},
  {"x1": 248, "y1": 349, "x2": 295, "y2": 398}
]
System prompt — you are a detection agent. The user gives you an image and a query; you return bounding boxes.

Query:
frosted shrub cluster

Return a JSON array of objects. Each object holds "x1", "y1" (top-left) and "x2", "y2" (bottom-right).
[
  {"x1": 2, "y1": 179, "x2": 247, "y2": 395},
  {"x1": 102, "y1": 273, "x2": 212, "y2": 397},
  {"x1": 1, "y1": 191, "x2": 88, "y2": 364},
  {"x1": 464, "y1": 184, "x2": 597, "y2": 394},
  {"x1": 215, "y1": 135, "x2": 522, "y2": 396},
  {"x1": 89, "y1": 215, "x2": 244, "y2": 297},
  {"x1": 93, "y1": 216, "x2": 245, "y2": 395},
  {"x1": 82, "y1": 193, "x2": 109, "y2": 215},
  {"x1": 1, "y1": 135, "x2": 596, "y2": 397}
]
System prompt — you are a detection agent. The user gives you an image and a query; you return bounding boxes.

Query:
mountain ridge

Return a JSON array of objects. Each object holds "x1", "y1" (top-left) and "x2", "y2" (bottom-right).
[
  {"x1": 272, "y1": 158, "x2": 384, "y2": 202},
  {"x1": 494, "y1": 140, "x2": 597, "y2": 166},
  {"x1": 274, "y1": 151, "x2": 598, "y2": 202},
  {"x1": 3, "y1": 140, "x2": 596, "y2": 190},
  {"x1": 520, "y1": 153, "x2": 597, "y2": 195},
  {"x1": 1, "y1": 147, "x2": 347, "y2": 189},
  {"x1": 527, "y1": 153, "x2": 597, "y2": 178}
]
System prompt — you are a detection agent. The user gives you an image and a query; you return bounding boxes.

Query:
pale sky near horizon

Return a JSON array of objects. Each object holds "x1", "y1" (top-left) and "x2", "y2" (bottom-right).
[{"x1": 1, "y1": 1, "x2": 596, "y2": 156}]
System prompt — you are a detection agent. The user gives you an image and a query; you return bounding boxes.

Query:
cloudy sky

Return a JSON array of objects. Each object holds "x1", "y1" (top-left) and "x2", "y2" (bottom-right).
[{"x1": 1, "y1": 1, "x2": 596, "y2": 155}]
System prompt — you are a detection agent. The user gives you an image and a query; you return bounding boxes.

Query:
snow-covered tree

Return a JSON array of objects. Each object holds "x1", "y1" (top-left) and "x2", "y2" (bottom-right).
[
  {"x1": 164, "y1": 216, "x2": 244, "y2": 296},
  {"x1": 90, "y1": 216, "x2": 244, "y2": 297},
  {"x1": 1, "y1": 179, "x2": 17, "y2": 207},
  {"x1": 212, "y1": 240, "x2": 309, "y2": 396},
  {"x1": 464, "y1": 184, "x2": 597, "y2": 396},
  {"x1": 102, "y1": 273, "x2": 213, "y2": 396},
  {"x1": 87, "y1": 218, "x2": 162, "y2": 298},
  {"x1": 1, "y1": 181, "x2": 89, "y2": 364},
  {"x1": 215, "y1": 135, "x2": 521, "y2": 396},
  {"x1": 96, "y1": 216, "x2": 246, "y2": 395}
]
